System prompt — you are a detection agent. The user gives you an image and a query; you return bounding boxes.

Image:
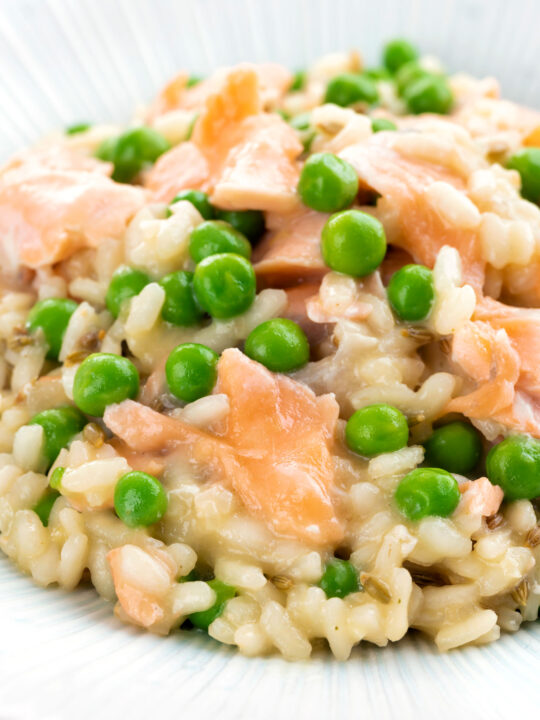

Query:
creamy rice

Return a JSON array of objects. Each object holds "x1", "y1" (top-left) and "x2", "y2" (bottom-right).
[{"x1": 1, "y1": 42, "x2": 540, "y2": 661}]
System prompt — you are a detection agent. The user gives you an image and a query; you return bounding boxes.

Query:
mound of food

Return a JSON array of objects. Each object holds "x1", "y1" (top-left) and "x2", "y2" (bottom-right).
[{"x1": 1, "y1": 39, "x2": 540, "y2": 660}]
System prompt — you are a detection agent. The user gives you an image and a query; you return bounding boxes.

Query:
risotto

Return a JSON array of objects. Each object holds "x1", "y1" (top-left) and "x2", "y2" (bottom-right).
[{"x1": 1, "y1": 39, "x2": 540, "y2": 661}]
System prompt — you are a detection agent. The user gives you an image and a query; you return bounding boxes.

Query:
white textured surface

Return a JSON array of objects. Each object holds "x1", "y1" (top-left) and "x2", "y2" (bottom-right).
[
  {"x1": 1, "y1": 1, "x2": 540, "y2": 718},
  {"x1": 1, "y1": 554, "x2": 539, "y2": 720}
]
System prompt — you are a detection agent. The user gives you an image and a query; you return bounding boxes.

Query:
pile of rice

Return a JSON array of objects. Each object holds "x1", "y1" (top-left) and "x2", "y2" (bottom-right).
[{"x1": 1, "y1": 46, "x2": 540, "y2": 661}]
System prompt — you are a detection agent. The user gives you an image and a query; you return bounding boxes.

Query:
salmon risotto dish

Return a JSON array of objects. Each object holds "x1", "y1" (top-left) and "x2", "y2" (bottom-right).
[{"x1": 1, "y1": 39, "x2": 540, "y2": 661}]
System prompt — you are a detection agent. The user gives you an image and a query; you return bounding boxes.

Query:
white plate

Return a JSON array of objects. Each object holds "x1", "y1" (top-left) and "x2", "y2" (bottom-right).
[{"x1": 1, "y1": 1, "x2": 540, "y2": 718}]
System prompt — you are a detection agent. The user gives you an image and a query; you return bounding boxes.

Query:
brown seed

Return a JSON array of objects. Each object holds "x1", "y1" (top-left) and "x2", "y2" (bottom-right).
[
  {"x1": 7, "y1": 326, "x2": 35, "y2": 351},
  {"x1": 78, "y1": 329, "x2": 103, "y2": 352},
  {"x1": 360, "y1": 573, "x2": 391, "y2": 604},
  {"x1": 401, "y1": 327, "x2": 435, "y2": 345},
  {"x1": 525, "y1": 524, "x2": 540, "y2": 548},
  {"x1": 272, "y1": 575, "x2": 293, "y2": 591},
  {"x1": 486, "y1": 513, "x2": 505, "y2": 531},
  {"x1": 410, "y1": 572, "x2": 444, "y2": 588},
  {"x1": 439, "y1": 338, "x2": 453, "y2": 355},
  {"x1": 405, "y1": 563, "x2": 449, "y2": 588},
  {"x1": 83, "y1": 422, "x2": 105, "y2": 448},
  {"x1": 64, "y1": 350, "x2": 90, "y2": 367},
  {"x1": 511, "y1": 578, "x2": 529, "y2": 608}
]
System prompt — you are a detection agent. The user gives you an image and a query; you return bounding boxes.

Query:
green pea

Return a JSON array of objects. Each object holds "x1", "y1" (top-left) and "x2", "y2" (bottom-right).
[
  {"x1": 186, "y1": 75, "x2": 202, "y2": 87},
  {"x1": 298, "y1": 153, "x2": 359, "y2": 213},
  {"x1": 66, "y1": 123, "x2": 91, "y2": 135},
  {"x1": 289, "y1": 113, "x2": 311, "y2": 132},
  {"x1": 105, "y1": 266, "x2": 150, "y2": 319},
  {"x1": 49, "y1": 466, "x2": 65, "y2": 490},
  {"x1": 319, "y1": 558, "x2": 360, "y2": 599},
  {"x1": 165, "y1": 342, "x2": 219, "y2": 403},
  {"x1": 382, "y1": 39, "x2": 419, "y2": 73},
  {"x1": 214, "y1": 209, "x2": 265, "y2": 243},
  {"x1": 507, "y1": 148, "x2": 540, "y2": 204},
  {"x1": 96, "y1": 127, "x2": 170, "y2": 183},
  {"x1": 275, "y1": 109, "x2": 291, "y2": 121},
  {"x1": 364, "y1": 67, "x2": 392, "y2": 81},
  {"x1": 404, "y1": 75, "x2": 453, "y2": 115},
  {"x1": 387, "y1": 264, "x2": 435, "y2": 322},
  {"x1": 321, "y1": 209, "x2": 387, "y2": 277},
  {"x1": 193, "y1": 253, "x2": 256, "y2": 319},
  {"x1": 189, "y1": 579, "x2": 236, "y2": 630},
  {"x1": 33, "y1": 490, "x2": 60, "y2": 527},
  {"x1": 29, "y1": 406, "x2": 86, "y2": 469},
  {"x1": 95, "y1": 136, "x2": 117, "y2": 162},
  {"x1": 159, "y1": 271, "x2": 205, "y2": 327},
  {"x1": 290, "y1": 70, "x2": 306, "y2": 91},
  {"x1": 395, "y1": 61, "x2": 430, "y2": 96},
  {"x1": 486, "y1": 435, "x2": 540, "y2": 501},
  {"x1": 371, "y1": 117, "x2": 397, "y2": 133},
  {"x1": 26, "y1": 297, "x2": 78, "y2": 360},
  {"x1": 171, "y1": 189, "x2": 215, "y2": 220},
  {"x1": 114, "y1": 471, "x2": 168, "y2": 527},
  {"x1": 244, "y1": 318, "x2": 310, "y2": 372},
  {"x1": 72, "y1": 353, "x2": 139, "y2": 416},
  {"x1": 324, "y1": 73, "x2": 379, "y2": 107},
  {"x1": 394, "y1": 467, "x2": 460, "y2": 521},
  {"x1": 345, "y1": 403, "x2": 408, "y2": 457},
  {"x1": 424, "y1": 422, "x2": 482, "y2": 475},
  {"x1": 189, "y1": 220, "x2": 251, "y2": 263}
]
